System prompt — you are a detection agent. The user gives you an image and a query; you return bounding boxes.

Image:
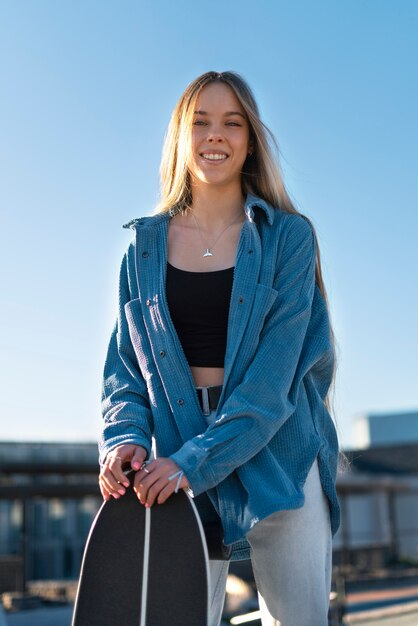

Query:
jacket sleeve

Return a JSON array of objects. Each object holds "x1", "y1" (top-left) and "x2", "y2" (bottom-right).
[
  {"x1": 170, "y1": 215, "x2": 330, "y2": 494},
  {"x1": 99, "y1": 247, "x2": 154, "y2": 466}
]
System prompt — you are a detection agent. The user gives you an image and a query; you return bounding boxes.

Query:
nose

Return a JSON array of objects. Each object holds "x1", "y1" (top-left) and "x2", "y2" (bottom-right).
[
  {"x1": 208, "y1": 135, "x2": 224, "y2": 143},
  {"x1": 207, "y1": 126, "x2": 224, "y2": 143}
]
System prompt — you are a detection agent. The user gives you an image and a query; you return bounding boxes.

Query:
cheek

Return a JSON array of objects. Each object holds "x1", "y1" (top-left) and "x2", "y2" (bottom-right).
[
  {"x1": 188, "y1": 148, "x2": 199, "y2": 172},
  {"x1": 191, "y1": 128, "x2": 204, "y2": 147},
  {"x1": 187, "y1": 135, "x2": 200, "y2": 167},
  {"x1": 230, "y1": 131, "x2": 249, "y2": 152},
  {"x1": 187, "y1": 152, "x2": 202, "y2": 181},
  {"x1": 189, "y1": 137, "x2": 202, "y2": 165}
]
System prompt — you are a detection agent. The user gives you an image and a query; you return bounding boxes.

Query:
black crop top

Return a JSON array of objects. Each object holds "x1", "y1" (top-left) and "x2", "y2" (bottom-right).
[{"x1": 165, "y1": 261, "x2": 234, "y2": 367}]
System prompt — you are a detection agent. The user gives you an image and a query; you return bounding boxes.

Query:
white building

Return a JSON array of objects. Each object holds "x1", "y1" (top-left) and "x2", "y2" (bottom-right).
[
  {"x1": 333, "y1": 408, "x2": 418, "y2": 567},
  {"x1": 354, "y1": 410, "x2": 418, "y2": 448}
]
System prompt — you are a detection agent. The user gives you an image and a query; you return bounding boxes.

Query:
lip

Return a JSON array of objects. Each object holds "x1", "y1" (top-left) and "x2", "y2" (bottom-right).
[{"x1": 199, "y1": 150, "x2": 229, "y2": 156}]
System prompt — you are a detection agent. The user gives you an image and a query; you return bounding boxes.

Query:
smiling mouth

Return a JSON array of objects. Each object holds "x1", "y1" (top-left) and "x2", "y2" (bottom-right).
[{"x1": 200, "y1": 153, "x2": 228, "y2": 161}]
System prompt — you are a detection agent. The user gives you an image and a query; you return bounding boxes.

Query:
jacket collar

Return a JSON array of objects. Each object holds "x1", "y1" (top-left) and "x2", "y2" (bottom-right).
[
  {"x1": 244, "y1": 193, "x2": 275, "y2": 226},
  {"x1": 122, "y1": 193, "x2": 275, "y2": 230}
]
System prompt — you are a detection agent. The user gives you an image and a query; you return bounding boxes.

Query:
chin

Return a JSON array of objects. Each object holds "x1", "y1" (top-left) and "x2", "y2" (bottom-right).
[{"x1": 195, "y1": 171, "x2": 239, "y2": 187}]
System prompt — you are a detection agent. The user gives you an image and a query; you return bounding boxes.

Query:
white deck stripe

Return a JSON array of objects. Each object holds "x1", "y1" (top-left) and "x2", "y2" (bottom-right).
[
  {"x1": 184, "y1": 492, "x2": 210, "y2": 625},
  {"x1": 139, "y1": 506, "x2": 151, "y2": 626}
]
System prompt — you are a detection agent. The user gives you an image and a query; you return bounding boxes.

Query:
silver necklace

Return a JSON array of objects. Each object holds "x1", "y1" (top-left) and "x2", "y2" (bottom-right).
[{"x1": 191, "y1": 210, "x2": 244, "y2": 257}]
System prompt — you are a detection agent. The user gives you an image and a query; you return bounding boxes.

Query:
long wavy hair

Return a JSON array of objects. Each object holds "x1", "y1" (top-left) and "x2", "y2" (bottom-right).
[{"x1": 155, "y1": 70, "x2": 340, "y2": 443}]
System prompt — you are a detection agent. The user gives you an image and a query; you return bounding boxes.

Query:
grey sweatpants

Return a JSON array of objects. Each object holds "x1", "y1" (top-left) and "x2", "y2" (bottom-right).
[{"x1": 208, "y1": 457, "x2": 332, "y2": 626}]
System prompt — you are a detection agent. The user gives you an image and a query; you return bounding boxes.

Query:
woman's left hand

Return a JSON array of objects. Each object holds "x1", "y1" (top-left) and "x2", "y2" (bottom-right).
[{"x1": 134, "y1": 458, "x2": 190, "y2": 507}]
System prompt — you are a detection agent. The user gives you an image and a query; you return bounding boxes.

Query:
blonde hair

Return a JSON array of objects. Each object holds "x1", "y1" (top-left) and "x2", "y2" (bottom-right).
[{"x1": 155, "y1": 70, "x2": 340, "y2": 439}]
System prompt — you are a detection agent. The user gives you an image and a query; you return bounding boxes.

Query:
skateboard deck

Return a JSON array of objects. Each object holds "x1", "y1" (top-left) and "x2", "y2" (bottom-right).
[{"x1": 72, "y1": 473, "x2": 209, "y2": 626}]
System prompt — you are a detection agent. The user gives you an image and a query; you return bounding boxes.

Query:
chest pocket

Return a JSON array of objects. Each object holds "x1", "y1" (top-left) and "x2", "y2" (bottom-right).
[
  {"x1": 247, "y1": 283, "x2": 278, "y2": 342},
  {"x1": 124, "y1": 298, "x2": 163, "y2": 393},
  {"x1": 229, "y1": 283, "x2": 278, "y2": 371}
]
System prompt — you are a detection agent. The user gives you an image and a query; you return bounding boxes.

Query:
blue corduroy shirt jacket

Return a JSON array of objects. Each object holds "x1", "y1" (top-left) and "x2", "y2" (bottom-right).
[{"x1": 99, "y1": 194, "x2": 340, "y2": 560}]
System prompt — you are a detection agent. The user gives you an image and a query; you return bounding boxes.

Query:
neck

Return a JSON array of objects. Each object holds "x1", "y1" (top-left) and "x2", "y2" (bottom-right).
[{"x1": 188, "y1": 184, "x2": 246, "y2": 230}]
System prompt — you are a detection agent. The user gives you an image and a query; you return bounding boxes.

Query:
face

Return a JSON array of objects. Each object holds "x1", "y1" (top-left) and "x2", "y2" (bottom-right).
[{"x1": 188, "y1": 82, "x2": 251, "y2": 190}]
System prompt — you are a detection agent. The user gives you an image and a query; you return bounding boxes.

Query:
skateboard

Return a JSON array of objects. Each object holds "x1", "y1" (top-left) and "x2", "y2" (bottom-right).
[{"x1": 72, "y1": 472, "x2": 209, "y2": 626}]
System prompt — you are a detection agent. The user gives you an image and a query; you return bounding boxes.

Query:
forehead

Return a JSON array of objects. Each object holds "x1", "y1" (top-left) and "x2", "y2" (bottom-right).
[{"x1": 194, "y1": 82, "x2": 245, "y2": 114}]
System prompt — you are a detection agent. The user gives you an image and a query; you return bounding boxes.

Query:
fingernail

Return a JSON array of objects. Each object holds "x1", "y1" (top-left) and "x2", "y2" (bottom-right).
[
  {"x1": 132, "y1": 461, "x2": 140, "y2": 470},
  {"x1": 118, "y1": 489, "x2": 125, "y2": 495},
  {"x1": 113, "y1": 493, "x2": 120, "y2": 499},
  {"x1": 123, "y1": 481, "x2": 129, "y2": 487},
  {"x1": 145, "y1": 503, "x2": 151, "y2": 508}
]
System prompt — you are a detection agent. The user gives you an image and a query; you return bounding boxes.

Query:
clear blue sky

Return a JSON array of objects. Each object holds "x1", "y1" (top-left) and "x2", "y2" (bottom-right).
[{"x1": 1, "y1": 1, "x2": 417, "y2": 448}]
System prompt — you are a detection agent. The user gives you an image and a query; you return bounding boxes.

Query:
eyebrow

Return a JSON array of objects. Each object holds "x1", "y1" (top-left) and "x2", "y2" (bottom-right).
[{"x1": 194, "y1": 110, "x2": 246, "y2": 119}]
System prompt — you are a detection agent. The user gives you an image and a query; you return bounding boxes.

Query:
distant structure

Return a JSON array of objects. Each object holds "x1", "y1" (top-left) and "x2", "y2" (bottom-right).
[
  {"x1": 0, "y1": 441, "x2": 100, "y2": 586},
  {"x1": 333, "y1": 408, "x2": 418, "y2": 568},
  {"x1": 354, "y1": 409, "x2": 418, "y2": 448}
]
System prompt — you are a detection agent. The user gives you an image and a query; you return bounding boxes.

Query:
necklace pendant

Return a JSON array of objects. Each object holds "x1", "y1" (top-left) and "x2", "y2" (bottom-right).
[{"x1": 203, "y1": 248, "x2": 213, "y2": 257}]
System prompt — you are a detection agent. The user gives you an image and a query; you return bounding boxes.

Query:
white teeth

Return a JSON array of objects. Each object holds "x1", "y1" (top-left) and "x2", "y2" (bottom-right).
[{"x1": 201, "y1": 153, "x2": 227, "y2": 161}]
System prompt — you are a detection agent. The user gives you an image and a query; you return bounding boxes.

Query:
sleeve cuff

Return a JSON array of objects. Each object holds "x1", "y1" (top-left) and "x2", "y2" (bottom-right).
[
  {"x1": 99, "y1": 434, "x2": 152, "y2": 467},
  {"x1": 169, "y1": 440, "x2": 216, "y2": 495}
]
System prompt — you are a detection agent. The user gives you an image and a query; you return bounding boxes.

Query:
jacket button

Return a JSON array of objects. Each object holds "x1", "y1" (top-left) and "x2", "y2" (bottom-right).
[
  {"x1": 248, "y1": 249, "x2": 253, "y2": 255},
  {"x1": 177, "y1": 399, "x2": 184, "y2": 405},
  {"x1": 159, "y1": 350, "x2": 166, "y2": 357},
  {"x1": 142, "y1": 251, "x2": 149, "y2": 258},
  {"x1": 239, "y1": 296, "x2": 244, "y2": 304},
  {"x1": 146, "y1": 299, "x2": 151, "y2": 306}
]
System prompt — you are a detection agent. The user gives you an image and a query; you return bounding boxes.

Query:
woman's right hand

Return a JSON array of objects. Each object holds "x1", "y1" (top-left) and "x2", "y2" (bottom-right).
[{"x1": 99, "y1": 444, "x2": 148, "y2": 501}]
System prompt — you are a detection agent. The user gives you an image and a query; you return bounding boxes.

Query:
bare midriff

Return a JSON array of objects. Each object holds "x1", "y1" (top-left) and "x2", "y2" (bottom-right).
[{"x1": 190, "y1": 365, "x2": 224, "y2": 388}]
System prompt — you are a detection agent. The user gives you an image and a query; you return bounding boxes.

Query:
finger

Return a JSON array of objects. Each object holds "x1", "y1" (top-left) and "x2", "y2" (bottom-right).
[
  {"x1": 107, "y1": 455, "x2": 130, "y2": 487},
  {"x1": 134, "y1": 459, "x2": 157, "y2": 488},
  {"x1": 131, "y1": 448, "x2": 147, "y2": 471},
  {"x1": 99, "y1": 473, "x2": 123, "y2": 500},
  {"x1": 142, "y1": 459, "x2": 157, "y2": 473},
  {"x1": 158, "y1": 469, "x2": 189, "y2": 504},
  {"x1": 99, "y1": 479, "x2": 111, "y2": 501},
  {"x1": 133, "y1": 471, "x2": 154, "y2": 504},
  {"x1": 145, "y1": 477, "x2": 170, "y2": 507},
  {"x1": 99, "y1": 475, "x2": 119, "y2": 501},
  {"x1": 134, "y1": 468, "x2": 162, "y2": 504},
  {"x1": 100, "y1": 468, "x2": 123, "y2": 497},
  {"x1": 156, "y1": 481, "x2": 176, "y2": 505},
  {"x1": 99, "y1": 469, "x2": 117, "y2": 495},
  {"x1": 100, "y1": 463, "x2": 127, "y2": 498}
]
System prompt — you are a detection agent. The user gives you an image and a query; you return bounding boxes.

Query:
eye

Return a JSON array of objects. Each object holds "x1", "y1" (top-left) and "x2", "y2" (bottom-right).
[
  {"x1": 193, "y1": 120, "x2": 206, "y2": 126},
  {"x1": 226, "y1": 121, "x2": 241, "y2": 127}
]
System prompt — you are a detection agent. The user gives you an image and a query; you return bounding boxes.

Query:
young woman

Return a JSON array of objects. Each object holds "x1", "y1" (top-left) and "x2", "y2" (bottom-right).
[{"x1": 98, "y1": 71, "x2": 341, "y2": 626}]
